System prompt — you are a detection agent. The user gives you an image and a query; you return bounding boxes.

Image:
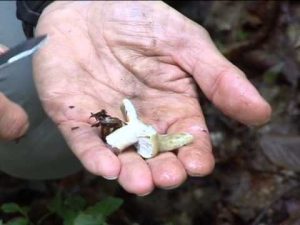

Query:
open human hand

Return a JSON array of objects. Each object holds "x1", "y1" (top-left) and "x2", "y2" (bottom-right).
[
  {"x1": 33, "y1": 1, "x2": 271, "y2": 195},
  {"x1": 0, "y1": 45, "x2": 28, "y2": 140}
]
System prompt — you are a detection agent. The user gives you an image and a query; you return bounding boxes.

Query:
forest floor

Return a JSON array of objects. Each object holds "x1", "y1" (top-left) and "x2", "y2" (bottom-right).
[{"x1": 0, "y1": 1, "x2": 299, "y2": 225}]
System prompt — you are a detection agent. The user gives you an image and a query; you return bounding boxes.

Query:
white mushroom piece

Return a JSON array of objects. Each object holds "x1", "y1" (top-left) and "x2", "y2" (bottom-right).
[{"x1": 105, "y1": 99, "x2": 194, "y2": 158}]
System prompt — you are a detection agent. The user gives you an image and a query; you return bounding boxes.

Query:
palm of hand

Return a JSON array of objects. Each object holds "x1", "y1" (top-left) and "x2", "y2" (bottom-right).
[{"x1": 34, "y1": 1, "x2": 271, "y2": 195}]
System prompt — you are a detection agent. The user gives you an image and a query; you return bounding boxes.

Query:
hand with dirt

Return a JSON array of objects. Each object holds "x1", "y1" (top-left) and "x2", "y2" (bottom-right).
[
  {"x1": 0, "y1": 45, "x2": 29, "y2": 140},
  {"x1": 33, "y1": 1, "x2": 271, "y2": 195}
]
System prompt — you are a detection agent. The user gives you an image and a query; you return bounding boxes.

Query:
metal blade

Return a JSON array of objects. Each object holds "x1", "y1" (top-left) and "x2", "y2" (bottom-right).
[{"x1": 0, "y1": 35, "x2": 47, "y2": 70}]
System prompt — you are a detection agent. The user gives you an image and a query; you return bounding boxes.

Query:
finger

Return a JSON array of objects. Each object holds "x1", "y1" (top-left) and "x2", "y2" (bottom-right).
[
  {"x1": 0, "y1": 45, "x2": 29, "y2": 140},
  {"x1": 118, "y1": 151, "x2": 154, "y2": 196},
  {"x1": 147, "y1": 152, "x2": 187, "y2": 189},
  {"x1": 59, "y1": 122, "x2": 121, "y2": 179},
  {"x1": 134, "y1": 96, "x2": 213, "y2": 176},
  {"x1": 0, "y1": 44, "x2": 9, "y2": 53},
  {"x1": 172, "y1": 25, "x2": 271, "y2": 125},
  {"x1": 168, "y1": 116, "x2": 215, "y2": 177},
  {"x1": 0, "y1": 93, "x2": 29, "y2": 140}
]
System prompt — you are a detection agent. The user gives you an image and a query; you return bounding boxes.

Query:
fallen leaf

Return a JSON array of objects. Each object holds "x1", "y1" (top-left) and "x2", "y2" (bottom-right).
[{"x1": 259, "y1": 135, "x2": 300, "y2": 172}]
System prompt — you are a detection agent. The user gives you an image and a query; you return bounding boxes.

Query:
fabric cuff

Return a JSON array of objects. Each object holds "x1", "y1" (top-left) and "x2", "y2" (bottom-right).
[{"x1": 16, "y1": 1, "x2": 54, "y2": 38}]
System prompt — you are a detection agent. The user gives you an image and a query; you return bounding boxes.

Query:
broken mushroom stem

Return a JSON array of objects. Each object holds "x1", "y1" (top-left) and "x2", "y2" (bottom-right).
[{"x1": 105, "y1": 99, "x2": 194, "y2": 159}]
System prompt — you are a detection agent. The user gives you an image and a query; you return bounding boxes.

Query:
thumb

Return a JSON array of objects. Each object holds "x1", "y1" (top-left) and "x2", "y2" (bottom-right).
[
  {"x1": 171, "y1": 25, "x2": 271, "y2": 125},
  {"x1": 0, "y1": 45, "x2": 29, "y2": 140},
  {"x1": 0, "y1": 93, "x2": 29, "y2": 140}
]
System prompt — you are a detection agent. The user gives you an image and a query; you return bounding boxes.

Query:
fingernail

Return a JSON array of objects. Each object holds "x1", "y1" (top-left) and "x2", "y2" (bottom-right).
[
  {"x1": 103, "y1": 175, "x2": 118, "y2": 180},
  {"x1": 137, "y1": 191, "x2": 152, "y2": 197},
  {"x1": 161, "y1": 184, "x2": 181, "y2": 190}
]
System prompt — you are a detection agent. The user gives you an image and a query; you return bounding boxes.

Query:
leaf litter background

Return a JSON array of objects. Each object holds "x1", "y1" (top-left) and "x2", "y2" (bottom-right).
[{"x1": 0, "y1": 1, "x2": 300, "y2": 225}]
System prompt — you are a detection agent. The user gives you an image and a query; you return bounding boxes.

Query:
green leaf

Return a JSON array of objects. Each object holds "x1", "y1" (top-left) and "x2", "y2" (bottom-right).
[
  {"x1": 86, "y1": 197, "x2": 123, "y2": 218},
  {"x1": 0, "y1": 220, "x2": 3, "y2": 225},
  {"x1": 48, "y1": 191, "x2": 64, "y2": 217},
  {"x1": 62, "y1": 210, "x2": 78, "y2": 225},
  {"x1": 6, "y1": 217, "x2": 29, "y2": 225},
  {"x1": 74, "y1": 213, "x2": 105, "y2": 225},
  {"x1": 64, "y1": 195, "x2": 86, "y2": 212},
  {"x1": 1, "y1": 202, "x2": 23, "y2": 214},
  {"x1": 48, "y1": 192, "x2": 87, "y2": 223},
  {"x1": 48, "y1": 193, "x2": 122, "y2": 225}
]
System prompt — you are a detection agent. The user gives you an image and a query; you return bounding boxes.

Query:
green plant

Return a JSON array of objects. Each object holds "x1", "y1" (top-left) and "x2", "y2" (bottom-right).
[
  {"x1": 0, "y1": 193, "x2": 123, "y2": 225},
  {"x1": 0, "y1": 203, "x2": 31, "y2": 225},
  {"x1": 48, "y1": 191, "x2": 123, "y2": 225}
]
